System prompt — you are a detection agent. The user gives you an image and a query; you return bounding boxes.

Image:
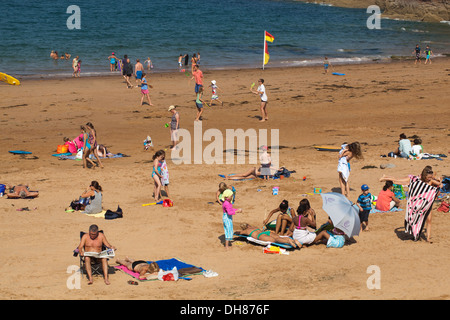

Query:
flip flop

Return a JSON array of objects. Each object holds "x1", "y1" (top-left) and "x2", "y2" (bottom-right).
[{"x1": 127, "y1": 280, "x2": 138, "y2": 285}]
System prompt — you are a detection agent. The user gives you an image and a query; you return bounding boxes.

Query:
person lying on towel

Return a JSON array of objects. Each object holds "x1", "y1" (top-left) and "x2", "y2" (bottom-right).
[
  {"x1": 6, "y1": 184, "x2": 39, "y2": 199},
  {"x1": 116, "y1": 257, "x2": 160, "y2": 280},
  {"x1": 236, "y1": 223, "x2": 302, "y2": 248}
]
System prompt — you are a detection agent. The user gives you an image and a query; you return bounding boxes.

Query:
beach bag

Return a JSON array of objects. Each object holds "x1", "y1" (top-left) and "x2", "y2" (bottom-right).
[
  {"x1": 75, "y1": 149, "x2": 83, "y2": 159},
  {"x1": 105, "y1": 206, "x2": 123, "y2": 220},
  {"x1": 437, "y1": 202, "x2": 449, "y2": 213},
  {"x1": 274, "y1": 167, "x2": 295, "y2": 178},
  {"x1": 440, "y1": 177, "x2": 450, "y2": 193}
]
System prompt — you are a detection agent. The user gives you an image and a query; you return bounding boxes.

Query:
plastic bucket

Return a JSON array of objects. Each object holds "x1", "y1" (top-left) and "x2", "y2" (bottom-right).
[{"x1": 0, "y1": 184, "x2": 6, "y2": 195}]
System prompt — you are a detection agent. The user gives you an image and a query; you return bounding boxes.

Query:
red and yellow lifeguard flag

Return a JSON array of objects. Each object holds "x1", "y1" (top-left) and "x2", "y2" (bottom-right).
[{"x1": 264, "y1": 31, "x2": 274, "y2": 67}]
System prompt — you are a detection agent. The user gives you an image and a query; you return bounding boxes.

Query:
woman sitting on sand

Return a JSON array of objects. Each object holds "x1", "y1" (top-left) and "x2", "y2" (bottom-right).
[
  {"x1": 262, "y1": 200, "x2": 294, "y2": 235},
  {"x1": 236, "y1": 223, "x2": 302, "y2": 248},
  {"x1": 75, "y1": 181, "x2": 103, "y2": 214},
  {"x1": 312, "y1": 218, "x2": 346, "y2": 248},
  {"x1": 289, "y1": 199, "x2": 318, "y2": 246},
  {"x1": 375, "y1": 181, "x2": 401, "y2": 212}
]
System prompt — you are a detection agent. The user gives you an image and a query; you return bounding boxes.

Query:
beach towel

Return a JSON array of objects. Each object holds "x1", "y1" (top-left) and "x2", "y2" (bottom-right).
[
  {"x1": 114, "y1": 258, "x2": 204, "y2": 281},
  {"x1": 57, "y1": 153, "x2": 128, "y2": 160},
  {"x1": 405, "y1": 175, "x2": 439, "y2": 241},
  {"x1": 337, "y1": 157, "x2": 350, "y2": 182},
  {"x1": 234, "y1": 233, "x2": 294, "y2": 249},
  {"x1": 370, "y1": 207, "x2": 403, "y2": 214}
]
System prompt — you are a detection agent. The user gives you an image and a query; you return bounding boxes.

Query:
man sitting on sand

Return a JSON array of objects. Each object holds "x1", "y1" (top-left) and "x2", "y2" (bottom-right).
[
  {"x1": 77, "y1": 224, "x2": 116, "y2": 285},
  {"x1": 116, "y1": 257, "x2": 160, "y2": 280}
]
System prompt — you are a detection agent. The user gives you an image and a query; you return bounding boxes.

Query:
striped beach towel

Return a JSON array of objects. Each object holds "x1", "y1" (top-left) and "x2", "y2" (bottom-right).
[{"x1": 405, "y1": 175, "x2": 438, "y2": 241}]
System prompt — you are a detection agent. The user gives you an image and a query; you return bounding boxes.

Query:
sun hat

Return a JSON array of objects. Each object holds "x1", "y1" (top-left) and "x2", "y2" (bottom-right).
[
  {"x1": 168, "y1": 105, "x2": 176, "y2": 111},
  {"x1": 223, "y1": 189, "x2": 234, "y2": 199},
  {"x1": 361, "y1": 184, "x2": 369, "y2": 191},
  {"x1": 211, "y1": 80, "x2": 216, "y2": 85}
]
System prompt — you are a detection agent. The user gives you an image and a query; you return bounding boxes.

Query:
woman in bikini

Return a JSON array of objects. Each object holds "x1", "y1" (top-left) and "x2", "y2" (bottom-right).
[
  {"x1": 116, "y1": 257, "x2": 160, "y2": 280},
  {"x1": 81, "y1": 125, "x2": 96, "y2": 169},
  {"x1": 289, "y1": 199, "x2": 317, "y2": 246},
  {"x1": 262, "y1": 200, "x2": 294, "y2": 235},
  {"x1": 86, "y1": 122, "x2": 104, "y2": 168},
  {"x1": 236, "y1": 223, "x2": 302, "y2": 248}
]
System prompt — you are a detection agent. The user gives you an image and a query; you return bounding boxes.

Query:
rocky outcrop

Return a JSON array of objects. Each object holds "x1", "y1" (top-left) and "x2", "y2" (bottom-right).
[
  {"x1": 301, "y1": 0, "x2": 449, "y2": 22},
  {"x1": 375, "y1": 0, "x2": 449, "y2": 22}
]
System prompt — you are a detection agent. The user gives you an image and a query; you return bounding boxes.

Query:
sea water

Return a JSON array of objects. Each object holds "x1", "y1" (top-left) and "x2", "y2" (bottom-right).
[{"x1": 0, "y1": 0, "x2": 449, "y2": 77}]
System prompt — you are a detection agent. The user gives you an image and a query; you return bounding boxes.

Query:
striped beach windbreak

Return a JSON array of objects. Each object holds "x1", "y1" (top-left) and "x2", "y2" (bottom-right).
[{"x1": 405, "y1": 175, "x2": 438, "y2": 241}]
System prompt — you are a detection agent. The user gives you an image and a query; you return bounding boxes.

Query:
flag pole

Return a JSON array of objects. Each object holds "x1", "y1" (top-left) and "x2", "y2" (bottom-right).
[{"x1": 263, "y1": 30, "x2": 266, "y2": 70}]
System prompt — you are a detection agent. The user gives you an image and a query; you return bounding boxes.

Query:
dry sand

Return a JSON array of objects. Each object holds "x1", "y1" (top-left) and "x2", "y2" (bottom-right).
[{"x1": 0, "y1": 58, "x2": 449, "y2": 300}]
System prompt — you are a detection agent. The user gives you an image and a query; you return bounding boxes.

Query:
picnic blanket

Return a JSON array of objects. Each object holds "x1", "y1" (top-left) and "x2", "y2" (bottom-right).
[
  {"x1": 114, "y1": 258, "x2": 204, "y2": 281},
  {"x1": 234, "y1": 233, "x2": 294, "y2": 249},
  {"x1": 405, "y1": 175, "x2": 439, "y2": 241}
]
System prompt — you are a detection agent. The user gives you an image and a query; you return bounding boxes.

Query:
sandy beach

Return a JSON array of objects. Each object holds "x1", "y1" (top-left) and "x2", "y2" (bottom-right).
[{"x1": 1, "y1": 57, "x2": 449, "y2": 300}]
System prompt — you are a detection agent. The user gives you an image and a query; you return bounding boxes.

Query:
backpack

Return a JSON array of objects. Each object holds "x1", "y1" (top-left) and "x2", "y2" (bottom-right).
[{"x1": 105, "y1": 206, "x2": 123, "y2": 220}]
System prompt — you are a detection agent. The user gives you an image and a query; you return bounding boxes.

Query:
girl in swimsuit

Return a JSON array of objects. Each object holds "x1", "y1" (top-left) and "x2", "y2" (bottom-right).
[
  {"x1": 262, "y1": 200, "x2": 294, "y2": 235},
  {"x1": 152, "y1": 150, "x2": 165, "y2": 202},
  {"x1": 86, "y1": 122, "x2": 104, "y2": 169},
  {"x1": 290, "y1": 199, "x2": 317, "y2": 245},
  {"x1": 237, "y1": 223, "x2": 302, "y2": 248},
  {"x1": 81, "y1": 125, "x2": 96, "y2": 169}
]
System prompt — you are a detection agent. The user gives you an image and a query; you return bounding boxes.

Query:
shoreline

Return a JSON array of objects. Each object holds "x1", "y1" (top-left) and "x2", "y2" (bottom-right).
[{"x1": 6, "y1": 54, "x2": 448, "y2": 82}]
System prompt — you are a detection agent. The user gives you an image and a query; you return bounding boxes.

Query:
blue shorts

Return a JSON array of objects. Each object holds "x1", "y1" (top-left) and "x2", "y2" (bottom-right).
[
  {"x1": 195, "y1": 83, "x2": 203, "y2": 93},
  {"x1": 324, "y1": 64, "x2": 329, "y2": 69},
  {"x1": 196, "y1": 102, "x2": 203, "y2": 109},
  {"x1": 326, "y1": 231, "x2": 345, "y2": 248},
  {"x1": 136, "y1": 71, "x2": 143, "y2": 79}
]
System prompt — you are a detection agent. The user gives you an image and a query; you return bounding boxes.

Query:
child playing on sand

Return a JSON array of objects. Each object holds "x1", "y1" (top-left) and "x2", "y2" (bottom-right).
[
  {"x1": 209, "y1": 80, "x2": 223, "y2": 106},
  {"x1": 411, "y1": 138, "x2": 423, "y2": 159},
  {"x1": 152, "y1": 150, "x2": 165, "y2": 202},
  {"x1": 160, "y1": 155, "x2": 170, "y2": 198},
  {"x1": 222, "y1": 189, "x2": 242, "y2": 250},
  {"x1": 259, "y1": 145, "x2": 271, "y2": 180},
  {"x1": 77, "y1": 60, "x2": 82, "y2": 77},
  {"x1": 216, "y1": 182, "x2": 235, "y2": 204},
  {"x1": 140, "y1": 73, "x2": 153, "y2": 106},
  {"x1": 338, "y1": 142, "x2": 363, "y2": 198},
  {"x1": 323, "y1": 56, "x2": 331, "y2": 74},
  {"x1": 357, "y1": 184, "x2": 372, "y2": 232},
  {"x1": 195, "y1": 86, "x2": 205, "y2": 121}
]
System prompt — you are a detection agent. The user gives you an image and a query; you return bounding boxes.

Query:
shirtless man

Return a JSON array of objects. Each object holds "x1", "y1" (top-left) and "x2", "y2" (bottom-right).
[
  {"x1": 116, "y1": 257, "x2": 160, "y2": 280},
  {"x1": 77, "y1": 224, "x2": 116, "y2": 285},
  {"x1": 135, "y1": 59, "x2": 144, "y2": 85},
  {"x1": 6, "y1": 184, "x2": 39, "y2": 199}
]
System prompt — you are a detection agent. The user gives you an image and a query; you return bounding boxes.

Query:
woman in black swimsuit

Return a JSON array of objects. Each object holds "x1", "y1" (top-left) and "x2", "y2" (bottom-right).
[{"x1": 116, "y1": 257, "x2": 160, "y2": 280}]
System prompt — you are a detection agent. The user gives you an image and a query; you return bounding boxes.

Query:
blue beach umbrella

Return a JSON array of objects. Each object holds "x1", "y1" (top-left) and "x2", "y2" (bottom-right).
[{"x1": 320, "y1": 192, "x2": 361, "y2": 237}]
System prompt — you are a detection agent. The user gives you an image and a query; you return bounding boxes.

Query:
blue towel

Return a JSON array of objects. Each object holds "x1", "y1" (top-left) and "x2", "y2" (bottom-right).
[
  {"x1": 147, "y1": 258, "x2": 204, "y2": 272},
  {"x1": 370, "y1": 207, "x2": 403, "y2": 214}
]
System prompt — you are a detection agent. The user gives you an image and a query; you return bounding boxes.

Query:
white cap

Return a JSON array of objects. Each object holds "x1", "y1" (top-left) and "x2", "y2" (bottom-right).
[{"x1": 211, "y1": 80, "x2": 216, "y2": 85}]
